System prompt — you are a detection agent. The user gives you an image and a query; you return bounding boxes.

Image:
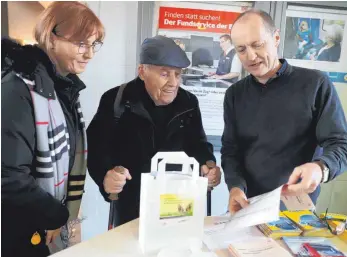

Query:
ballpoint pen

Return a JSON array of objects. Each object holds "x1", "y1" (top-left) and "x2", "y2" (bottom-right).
[{"x1": 206, "y1": 160, "x2": 216, "y2": 216}]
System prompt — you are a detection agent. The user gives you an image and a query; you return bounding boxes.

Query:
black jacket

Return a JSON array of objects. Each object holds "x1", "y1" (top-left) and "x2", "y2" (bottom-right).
[
  {"x1": 317, "y1": 43, "x2": 341, "y2": 62},
  {"x1": 1, "y1": 38, "x2": 86, "y2": 256},
  {"x1": 87, "y1": 77, "x2": 215, "y2": 225},
  {"x1": 221, "y1": 59, "x2": 347, "y2": 202}
]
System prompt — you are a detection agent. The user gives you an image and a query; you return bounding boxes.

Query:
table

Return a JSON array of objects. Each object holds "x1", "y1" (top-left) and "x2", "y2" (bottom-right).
[{"x1": 52, "y1": 218, "x2": 347, "y2": 257}]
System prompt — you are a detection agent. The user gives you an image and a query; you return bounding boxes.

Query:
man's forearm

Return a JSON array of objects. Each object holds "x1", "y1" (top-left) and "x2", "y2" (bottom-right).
[
  {"x1": 190, "y1": 141, "x2": 216, "y2": 167},
  {"x1": 221, "y1": 154, "x2": 247, "y2": 193},
  {"x1": 313, "y1": 141, "x2": 347, "y2": 181},
  {"x1": 219, "y1": 72, "x2": 240, "y2": 80},
  {"x1": 221, "y1": 129, "x2": 247, "y2": 193},
  {"x1": 314, "y1": 75, "x2": 347, "y2": 181}
]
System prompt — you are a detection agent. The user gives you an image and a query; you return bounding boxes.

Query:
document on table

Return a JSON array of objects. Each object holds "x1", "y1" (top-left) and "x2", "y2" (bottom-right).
[
  {"x1": 203, "y1": 185, "x2": 283, "y2": 252},
  {"x1": 204, "y1": 222, "x2": 265, "y2": 251},
  {"x1": 228, "y1": 238, "x2": 292, "y2": 257},
  {"x1": 280, "y1": 193, "x2": 315, "y2": 211},
  {"x1": 203, "y1": 186, "x2": 316, "y2": 253}
]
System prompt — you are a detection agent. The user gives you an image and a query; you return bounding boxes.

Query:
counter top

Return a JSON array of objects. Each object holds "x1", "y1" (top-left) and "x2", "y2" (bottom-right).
[{"x1": 51, "y1": 217, "x2": 347, "y2": 257}]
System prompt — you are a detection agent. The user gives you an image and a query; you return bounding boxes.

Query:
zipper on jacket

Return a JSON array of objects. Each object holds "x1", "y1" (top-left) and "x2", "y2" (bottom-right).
[
  {"x1": 152, "y1": 126, "x2": 155, "y2": 151},
  {"x1": 67, "y1": 92, "x2": 81, "y2": 180},
  {"x1": 130, "y1": 106, "x2": 194, "y2": 153},
  {"x1": 127, "y1": 107, "x2": 156, "y2": 153},
  {"x1": 167, "y1": 108, "x2": 195, "y2": 127}
]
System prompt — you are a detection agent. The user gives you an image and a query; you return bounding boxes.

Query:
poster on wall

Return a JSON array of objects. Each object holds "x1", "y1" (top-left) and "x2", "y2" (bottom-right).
[
  {"x1": 183, "y1": 87, "x2": 226, "y2": 144},
  {"x1": 284, "y1": 6, "x2": 347, "y2": 85},
  {"x1": 283, "y1": 5, "x2": 347, "y2": 128},
  {"x1": 157, "y1": 6, "x2": 243, "y2": 86},
  {"x1": 284, "y1": 17, "x2": 345, "y2": 62},
  {"x1": 155, "y1": 4, "x2": 247, "y2": 149},
  {"x1": 158, "y1": 6, "x2": 240, "y2": 33}
]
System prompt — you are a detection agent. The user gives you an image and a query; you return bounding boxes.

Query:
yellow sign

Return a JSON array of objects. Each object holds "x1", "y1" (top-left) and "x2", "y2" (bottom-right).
[{"x1": 160, "y1": 194, "x2": 194, "y2": 219}]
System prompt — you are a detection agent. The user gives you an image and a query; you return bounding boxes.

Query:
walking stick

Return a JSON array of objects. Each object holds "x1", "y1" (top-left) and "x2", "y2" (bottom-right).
[{"x1": 107, "y1": 167, "x2": 124, "y2": 230}]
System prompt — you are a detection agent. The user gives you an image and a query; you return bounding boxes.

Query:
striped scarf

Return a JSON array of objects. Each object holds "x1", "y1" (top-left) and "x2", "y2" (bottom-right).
[{"x1": 17, "y1": 74, "x2": 87, "y2": 248}]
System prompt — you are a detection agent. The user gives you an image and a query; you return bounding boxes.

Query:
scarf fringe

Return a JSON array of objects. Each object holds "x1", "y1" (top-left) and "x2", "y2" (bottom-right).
[{"x1": 61, "y1": 216, "x2": 86, "y2": 248}]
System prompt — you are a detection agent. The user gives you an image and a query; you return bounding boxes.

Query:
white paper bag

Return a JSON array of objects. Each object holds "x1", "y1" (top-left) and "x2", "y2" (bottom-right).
[{"x1": 139, "y1": 152, "x2": 208, "y2": 254}]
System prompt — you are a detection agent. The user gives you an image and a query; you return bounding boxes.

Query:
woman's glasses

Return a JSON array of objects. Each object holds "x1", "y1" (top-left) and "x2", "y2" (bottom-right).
[
  {"x1": 75, "y1": 41, "x2": 103, "y2": 54},
  {"x1": 52, "y1": 25, "x2": 103, "y2": 54}
]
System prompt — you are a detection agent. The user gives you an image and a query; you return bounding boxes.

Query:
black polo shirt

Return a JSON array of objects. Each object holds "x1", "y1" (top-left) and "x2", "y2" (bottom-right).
[{"x1": 221, "y1": 59, "x2": 347, "y2": 201}]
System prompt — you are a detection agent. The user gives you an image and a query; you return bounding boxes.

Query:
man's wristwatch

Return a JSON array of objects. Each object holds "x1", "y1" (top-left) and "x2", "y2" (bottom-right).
[{"x1": 316, "y1": 161, "x2": 330, "y2": 183}]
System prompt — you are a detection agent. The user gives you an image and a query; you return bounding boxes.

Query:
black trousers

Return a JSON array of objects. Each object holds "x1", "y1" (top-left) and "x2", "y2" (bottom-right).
[
  {"x1": 109, "y1": 199, "x2": 139, "y2": 228},
  {"x1": 2, "y1": 232, "x2": 50, "y2": 257}
]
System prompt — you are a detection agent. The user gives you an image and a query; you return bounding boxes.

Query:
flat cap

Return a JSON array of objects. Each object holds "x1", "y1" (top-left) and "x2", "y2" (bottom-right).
[{"x1": 140, "y1": 35, "x2": 190, "y2": 68}]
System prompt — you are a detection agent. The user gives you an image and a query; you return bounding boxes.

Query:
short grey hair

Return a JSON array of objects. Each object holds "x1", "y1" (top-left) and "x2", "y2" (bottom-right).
[{"x1": 326, "y1": 24, "x2": 343, "y2": 44}]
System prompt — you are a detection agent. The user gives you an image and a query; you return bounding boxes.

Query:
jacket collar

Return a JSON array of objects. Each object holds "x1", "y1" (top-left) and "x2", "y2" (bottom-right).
[
  {"x1": 225, "y1": 46, "x2": 234, "y2": 56},
  {"x1": 276, "y1": 59, "x2": 292, "y2": 76},
  {"x1": 250, "y1": 59, "x2": 293, "y2": 85}
]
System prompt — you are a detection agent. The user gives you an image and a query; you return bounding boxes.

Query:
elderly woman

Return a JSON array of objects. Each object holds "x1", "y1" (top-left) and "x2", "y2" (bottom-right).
[
  {"x1": 1, "y1": 2, "x2": 104, "y2": 257},
  {"x1": 310, "y1": 23, "x2": 343, "y2": 62}
]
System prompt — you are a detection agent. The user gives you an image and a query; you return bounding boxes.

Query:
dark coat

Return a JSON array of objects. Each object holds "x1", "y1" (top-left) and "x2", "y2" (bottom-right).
[
  {"x1": 1, "y1": 38, "x2": 86, "y2": 257},
  {"x1": 317, "y1": 43, "x2": 341, "y2": 62},
  {"x1": 87, "y1": 77, "x2": 215, "y2": 226}
]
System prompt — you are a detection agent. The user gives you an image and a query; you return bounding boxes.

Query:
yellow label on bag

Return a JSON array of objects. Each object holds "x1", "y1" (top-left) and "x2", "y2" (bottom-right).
[{"x1": 159, "y1": 194, "x2": 194, "y2": 219}]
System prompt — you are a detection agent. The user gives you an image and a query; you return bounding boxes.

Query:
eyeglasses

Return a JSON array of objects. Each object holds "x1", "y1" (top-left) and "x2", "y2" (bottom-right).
[
  {"x1": 57, "y1": 35, "x2": 103, "y2": 54},
  {"x1": 52, "y1": 26, "x2": 103, "y2": 54},
  {"x1": 75, "y1": 41, "x2": 103, "y2": 54},
  {"x1": 314, "y1": 208, "x2": 347, "y2": 235}
]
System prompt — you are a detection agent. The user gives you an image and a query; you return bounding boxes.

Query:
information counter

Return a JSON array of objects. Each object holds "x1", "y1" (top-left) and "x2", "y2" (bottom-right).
[{"x1": 52, "y1": 217, "x2": 347, "y2": 257}]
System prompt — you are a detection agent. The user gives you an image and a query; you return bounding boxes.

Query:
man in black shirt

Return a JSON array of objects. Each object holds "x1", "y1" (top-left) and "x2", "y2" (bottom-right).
[
  {"x1": 222, "y1": 9, "x2": 347, "y2": 213},
  {"x1": 87, "y1": 36, "x2": 221, "y2": 226}
]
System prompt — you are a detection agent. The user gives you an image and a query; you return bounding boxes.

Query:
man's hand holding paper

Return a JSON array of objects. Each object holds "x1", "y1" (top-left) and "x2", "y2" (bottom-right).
[
  {"x1": 224, "y1": 186, "x2": 284, "y2": 231},
  {"x1": 228, "y1": 161, "x2": 322, "y2": 215},
  {"x1": 224, "y1": 183, "x2": 316, "y2": 231},
  {"x1": 228, "y1": 187, "x2": 249, "y2": 214},
  {"x1": 282, "y1": 162, "x2": 323, "y2": 196}
]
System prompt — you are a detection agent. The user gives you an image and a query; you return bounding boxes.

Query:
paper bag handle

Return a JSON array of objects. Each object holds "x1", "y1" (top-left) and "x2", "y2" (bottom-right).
[
  {"x1": 151, "y1": 152, "x2": 189, "y2": 173},
  {"x1": 156, "y1": 157, "x2": 200, "y2": 180}
]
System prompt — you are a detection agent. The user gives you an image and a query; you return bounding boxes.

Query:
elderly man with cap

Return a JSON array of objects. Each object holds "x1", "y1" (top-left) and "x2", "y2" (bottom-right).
[{"x1": 87, "y1": 35, "x2": 221, "y2": 226}]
